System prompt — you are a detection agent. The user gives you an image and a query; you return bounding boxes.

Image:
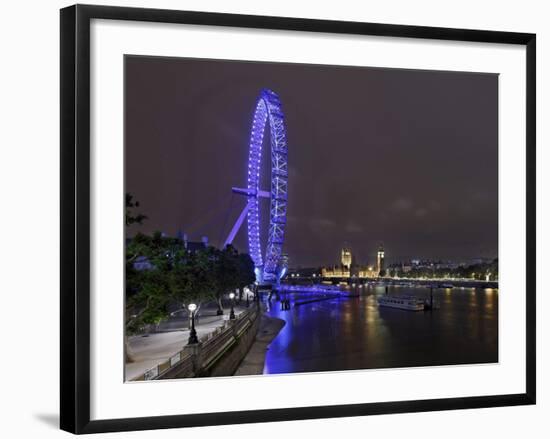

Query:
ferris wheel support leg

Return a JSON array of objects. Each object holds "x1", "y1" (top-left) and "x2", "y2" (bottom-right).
[{"x1": 224, "y1": 203, "x2": 250, "y2": 248}]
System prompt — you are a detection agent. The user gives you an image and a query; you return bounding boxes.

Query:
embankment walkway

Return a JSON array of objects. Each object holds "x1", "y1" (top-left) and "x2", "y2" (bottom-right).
[
  {"x1": 234, "y1": 314, "x2": 285, "y2": 376},
  {"x1": 125, "y1": 306, "x2": 247, "y2": 381}
]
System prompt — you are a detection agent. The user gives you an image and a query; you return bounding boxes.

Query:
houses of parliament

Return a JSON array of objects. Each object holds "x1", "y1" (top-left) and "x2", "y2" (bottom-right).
[{"x1": 321, "y1": 244, "x2": 385, "y2": 279}]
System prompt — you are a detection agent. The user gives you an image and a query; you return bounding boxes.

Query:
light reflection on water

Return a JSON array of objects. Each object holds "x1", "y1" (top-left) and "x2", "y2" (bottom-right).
[{"x1": 263, "y1": 285, "x2": 498, "y2": 375}]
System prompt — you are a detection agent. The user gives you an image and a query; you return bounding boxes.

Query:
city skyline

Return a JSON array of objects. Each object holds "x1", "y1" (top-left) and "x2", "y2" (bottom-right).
[
  {"x1": 285, "y1": 244, "x2": 496, "y2": 271},
  {"x1": 125, "y1": 55, "x2": 498, "y2": 266}
]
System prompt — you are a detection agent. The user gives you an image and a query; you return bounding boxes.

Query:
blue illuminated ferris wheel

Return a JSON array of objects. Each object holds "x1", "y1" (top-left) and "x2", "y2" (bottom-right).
[{"x1": 224, "y1": 89, "x2": 288, "y2": 283}]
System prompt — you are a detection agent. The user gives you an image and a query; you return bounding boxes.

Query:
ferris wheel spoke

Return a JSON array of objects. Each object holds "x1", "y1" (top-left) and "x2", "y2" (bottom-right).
[{"x1": 223, "y1": 88, "x2": 289, "y2": 284}]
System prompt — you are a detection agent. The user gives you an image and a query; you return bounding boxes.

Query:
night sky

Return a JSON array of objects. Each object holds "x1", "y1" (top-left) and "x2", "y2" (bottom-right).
[{"x1": 125, "y1": 55, "x2": 498, "y2": 268}]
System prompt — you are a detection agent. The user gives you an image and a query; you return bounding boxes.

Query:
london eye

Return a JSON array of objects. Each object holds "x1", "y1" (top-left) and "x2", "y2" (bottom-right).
[{"x1": 224, "y1": 89, "x2": 289, "y2": 283}]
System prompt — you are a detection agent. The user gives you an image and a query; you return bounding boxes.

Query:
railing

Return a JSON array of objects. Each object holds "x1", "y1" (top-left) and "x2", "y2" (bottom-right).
[{"x1": 134, "y1": 307, "x2": 258, "y2": 381}]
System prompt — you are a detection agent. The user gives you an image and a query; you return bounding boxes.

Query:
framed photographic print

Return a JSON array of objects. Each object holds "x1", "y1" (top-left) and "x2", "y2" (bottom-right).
[{"x1": 60, "y1": 4, "x2": 536, "y2": 434}]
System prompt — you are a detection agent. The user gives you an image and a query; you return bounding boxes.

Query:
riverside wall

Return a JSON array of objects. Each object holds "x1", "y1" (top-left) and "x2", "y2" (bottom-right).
[{"x1": 149, "y1": 306, "x2": 261, "y2": 380}]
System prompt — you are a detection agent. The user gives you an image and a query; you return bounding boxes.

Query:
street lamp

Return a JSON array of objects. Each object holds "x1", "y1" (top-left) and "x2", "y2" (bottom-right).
[
  {"x1": 187, "y1": 303, "x2": 198, "y2": 345},
  {"x1": 229, "y1": 292, "x2": 236, "y2": 320}
]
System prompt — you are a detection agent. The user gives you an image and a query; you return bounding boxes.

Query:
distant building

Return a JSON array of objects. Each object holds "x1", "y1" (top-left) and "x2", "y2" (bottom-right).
[
  {"x1": 322, "y1": 247, "x2": 352, "y2": 277},
  {"x1": 279, "y1": 253, "x2": 289, "y2": 268},
  {"x1": 133, "y1": 256, "x2": 153, "y2": 271},
  {"x1": 358, "y1": 266, "x2": 378, "y2": 279},
  {"x1": 278, "y1": 253, "x2": 290, "y2": 279},
  {"x1": 341, "y1": 247, "x2": 352, "y2": 269},
  {"x1": 322, "y1": 265, "x2": 350, "y2": 278},
  {"x1": 185, "y1": 236, "x2": 208, "y2": 254},
  {"x1": 321, "y1": 245, "x2": 384, "y2": 279},
  {"x1": 176, "y1": 230, "x2": 209, "y2": 254},
  {"x1": 377, "y1": 244, "x2": 385, "y2": 274},
  {"x1": 435, "y1": 261, "x2": 459, "y2": 270},
  {"x1": 468, "y1": 257, "x2": 492, "y2": 265}
]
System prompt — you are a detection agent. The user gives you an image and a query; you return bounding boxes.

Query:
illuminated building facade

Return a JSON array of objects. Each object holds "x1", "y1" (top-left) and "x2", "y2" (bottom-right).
[
  {"x1": 358, "y1": 266, "x2": 378, "y2": 279},
  {"x1": 321, "y1": 245, "x2": 384, "y2": 279},
  {"x1": 377, "y1": 244, "x2": 385, "y2": 274},
  {"x1": 341, "y1": 247, "x2": 352, "y2": 269},
  {"x1": 321, "y1": 265, "x2": 350, "y2": 278}
]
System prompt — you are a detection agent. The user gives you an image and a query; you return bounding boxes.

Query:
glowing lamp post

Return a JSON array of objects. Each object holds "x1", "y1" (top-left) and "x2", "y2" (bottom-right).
[
  {"x1": 229, "y1": 292, "x2": 236, "y2": 320},
  {"x1": 187, "y1": 303, "x2": 198, "y2": 345}
]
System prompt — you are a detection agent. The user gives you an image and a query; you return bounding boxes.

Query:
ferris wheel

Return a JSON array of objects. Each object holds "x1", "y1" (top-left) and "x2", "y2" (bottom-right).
[{"x1": 224, "y1": 89, "x2": 289, "y2": 283}]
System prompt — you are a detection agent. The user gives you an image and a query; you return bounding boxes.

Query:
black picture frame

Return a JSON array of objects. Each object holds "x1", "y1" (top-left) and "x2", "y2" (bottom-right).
[{"x1": 60, "y1": 4, "x2": 536, "y2": 434}]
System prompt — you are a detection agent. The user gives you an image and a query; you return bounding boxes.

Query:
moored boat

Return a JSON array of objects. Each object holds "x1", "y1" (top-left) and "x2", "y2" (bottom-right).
[{"x1": 377, "y1": 294, "x2": 425, "y2": 311}]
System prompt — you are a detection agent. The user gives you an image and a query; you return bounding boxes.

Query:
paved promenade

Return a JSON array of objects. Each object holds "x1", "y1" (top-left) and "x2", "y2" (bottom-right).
[{"x1": 125, "y1": 306, "x2": 247, "y2": 381}]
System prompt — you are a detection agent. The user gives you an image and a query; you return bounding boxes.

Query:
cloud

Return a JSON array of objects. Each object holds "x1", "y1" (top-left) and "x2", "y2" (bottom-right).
[
  {"x1": 309, "y1": 217, "x2": 336, "y2": 229},
  {"x1": 287, "y1": 166, "x2": 299, "y2": 178},
  {"x1": 345, "y1": 220, "x2": 364, "y2": 233},
  {"x1": 471, "y1": 191, "x2": 491, "y2": 202},
  {"x1": 414, "y1": 208, "x2": 428, "y2": 218},
  {"x1": 428, "y1": 200, "x2": 441, "y2": 211},
  {"x1": 391, "y1": 198, "x2": 413, "y2": 211}
]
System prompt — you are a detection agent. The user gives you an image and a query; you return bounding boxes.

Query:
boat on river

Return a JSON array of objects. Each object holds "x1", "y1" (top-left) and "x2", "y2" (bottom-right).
[{"x1": 377, "y1": 295, "x2": 426, "y2": 311}]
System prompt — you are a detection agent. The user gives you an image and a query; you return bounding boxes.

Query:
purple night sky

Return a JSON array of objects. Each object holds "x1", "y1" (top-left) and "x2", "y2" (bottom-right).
[{"x1": 125, "y1": 55, "x2": 498, "y2": 267}]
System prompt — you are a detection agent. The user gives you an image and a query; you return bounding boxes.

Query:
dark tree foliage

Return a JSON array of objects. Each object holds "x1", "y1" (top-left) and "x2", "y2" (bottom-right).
[
  {"x1": 125, "y1": 193, "x2": 147, "y2": 226},
  {"x1": 125, "y1": 232, "x2": 183, "y2": 334},
  {"x1": 238, "y1": 253, "x2": 256, "y2": 289},
  {"x1": 169, "y1": 246, "x2": 218, "y2": 307},
  {"x1": 211, "y1": 245, "x2": 240, "y2": 313},
  {"x1": 126, "y1": 233, "x2": 256, "y2": 334}
]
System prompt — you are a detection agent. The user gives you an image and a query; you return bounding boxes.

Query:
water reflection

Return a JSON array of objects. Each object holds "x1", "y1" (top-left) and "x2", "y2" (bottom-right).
[{"x1": 263, "y1": 285, "x2": 498, "y2": 375}]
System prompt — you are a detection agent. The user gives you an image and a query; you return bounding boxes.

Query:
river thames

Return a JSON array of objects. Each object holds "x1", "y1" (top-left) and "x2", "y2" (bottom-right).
[{"x1": 263, "y1": 285, "x2": 498, "y2": 375}]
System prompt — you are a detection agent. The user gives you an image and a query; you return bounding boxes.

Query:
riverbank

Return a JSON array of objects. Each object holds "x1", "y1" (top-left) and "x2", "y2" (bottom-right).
[{"x1": 234, "y1": 314, "x2": 286, "y2": 376}]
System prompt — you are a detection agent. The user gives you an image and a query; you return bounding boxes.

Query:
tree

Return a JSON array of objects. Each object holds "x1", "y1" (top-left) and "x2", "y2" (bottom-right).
[
  {"x1": 168, "y1": 246, "x2": 255, "y2": 316},
  {"x1": 124, "y1": 196, "x2": 258, "y2": 361},
  {"x1": 169, "y1": 247, "x2": 218, "y2": 318},
  {"x1": 125, "y1": 228, "x2": 184, "y2": 362},
  {"x1": 125, "y1": 267, "x2": 171, "y2": 335},
  {"x1": 125, "y1": 232, "x2": 180, "y2": 336},
  {"x1": 125, "y1": 193, "x2": 147, "y2": 226},
  {"x1": 237, "y1": 252, "x2": 255, "y2": 300},
  {"x1": 210, "y1": 245, "x2": 239, "y2": 314}
]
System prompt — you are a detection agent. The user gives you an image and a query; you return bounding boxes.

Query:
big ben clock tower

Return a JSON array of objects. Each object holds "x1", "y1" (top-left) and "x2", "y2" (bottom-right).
[{"x1": 377, "y1": 244, "x2": 385, "y2": 275}]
